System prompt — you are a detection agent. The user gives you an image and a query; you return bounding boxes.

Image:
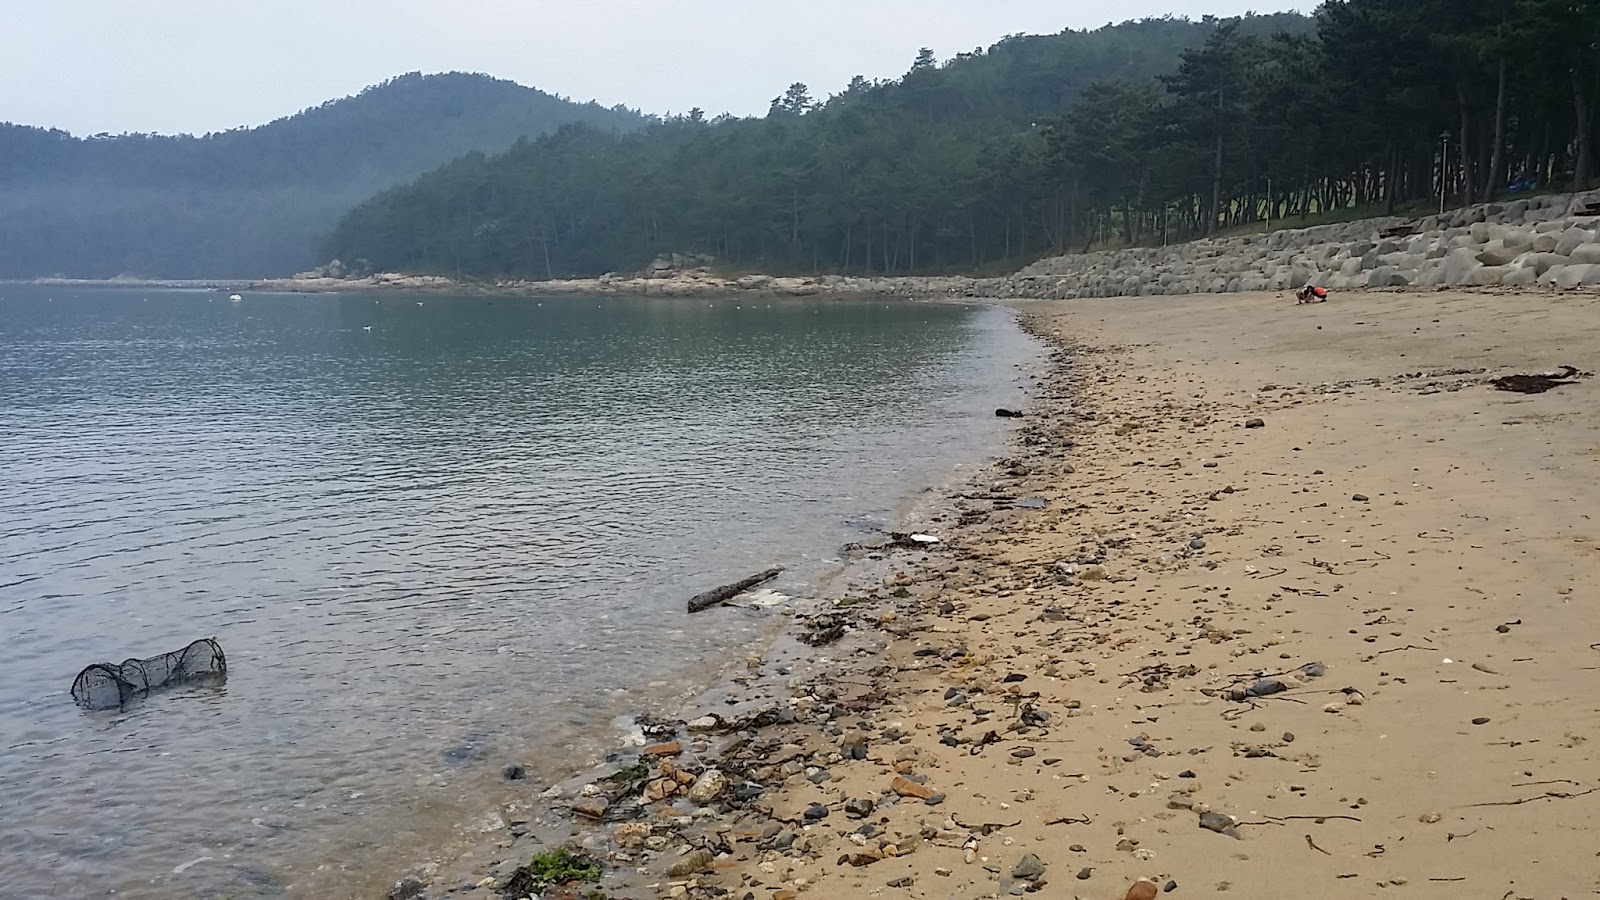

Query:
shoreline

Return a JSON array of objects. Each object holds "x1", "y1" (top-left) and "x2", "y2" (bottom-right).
[
  {"x1": 305, "y1": 304, "x2": 1048, "y2": 900},
  {"x1": 387, "y1": 286, "x2": 1600, "y2": 900}
]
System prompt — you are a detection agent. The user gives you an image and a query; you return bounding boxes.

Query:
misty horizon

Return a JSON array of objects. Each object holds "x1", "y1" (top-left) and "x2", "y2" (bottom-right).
[{"x1": 2, "y1": 1, "x2": 1313, "y2": 138}]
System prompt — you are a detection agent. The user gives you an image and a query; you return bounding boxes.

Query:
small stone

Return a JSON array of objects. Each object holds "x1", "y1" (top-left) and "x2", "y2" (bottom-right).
[
  {"x1": 1115, "y1": 838, "x2": 1139, "y2": 852},
  {"x1": 925, "y1": 792, "x2": 946, "y2": 806},
  {"x1": 1249, "y1": 722, "x2": 1265, "y2": 732},
  {"x1": 1164, "y1": 880, "x2": 1179, "y2": 893},
  {"x1": 1069, "y1": 844, "x2": 1086, "y2": 852},
  {"x1": 843, "y1": 797, "x2": 874, "y2": 818},
  {"x1": 887, "y1": 876, "x2": 914, "y2": 887},
  {"x1": 570, "y1": 796, "x2": 609, "y2": 820},
  {"x1": 1472, "y1": 716, "x2": 1491, "y2": 725},
  {"x1": 1198, "y1": 811, "x2": 1240, "y2": 838},
  {"x1": 1125, "y1": 881, "x2": 1160, "y2": 900},
  {"x1": 803, "y1": 803, "x2": 829, "y2": 821},
  {"x1": 500, "y1": 763, "x2": 526, "y2": 781},
  {"x1": 935, "y1": 867, "x2": 952, "y2": 877},
  {"x1": 666, "y1": 848, "x2": 714, "y2": 877},
  {"x1": 1244, "y1": 418, "x2": 1266, "y2": 428},
  {"x1": 1011, "y1": 747, "x2": 1036, "y2": 759},
  {"x1": 1352, "y1": 494, "x2": 1370, "y2": 502},
  {"x1": 891, "y1": 775, "x2": 935, "y2": 800},
  {"x1": 1189, "y1": 537, "x2": 1206, "y2": 550},
  {"x1": 1282, "y1": 732, "x2": 1295, "y2": 743},
  {"x1": 688, "y1": 768, "x2": 730, "y2": 805},
  {"x1": 387, "y1": 875, "x2": 425, "y2": 900},
  {"x1": 1496, "y1": 623, "x2": 1511, "y2": 633},
  {"x1": 1419, "y1": 811, "x2": 1443, "y2": 824},
  {"x1": 643, "y1": 740, "x2": 683, "y2": 757},
  {"x1": 1077, "y1": 867, "x2": 1094, "y2": 880},
  {"x1": 1011, "y1": 853, "x2": 1046, "y2": 881}
]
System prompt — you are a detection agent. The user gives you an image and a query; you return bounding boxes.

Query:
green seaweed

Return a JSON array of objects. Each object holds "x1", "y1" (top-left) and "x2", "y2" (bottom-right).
[
  {"x1": 834, "y1": 595, "x2": 869, "y2": 608},
  {"x1": 602, "y1": 758, "x2": 650, "y2": 792},
  {"x1": 501, "y1": 847, "x2": 603, "y2": 898}
]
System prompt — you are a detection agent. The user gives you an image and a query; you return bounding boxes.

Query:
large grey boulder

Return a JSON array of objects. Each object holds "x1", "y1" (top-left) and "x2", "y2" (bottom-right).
[
  {"x1": 1555, "y1": 226, "x2": 1594, "y2": 257},
  {"x1": 1554, "y1": 264, "x2": 1600, "y2": 288},
  {"x1": 1477, "y1": 241, "x2": 1521, "y2": 266},
  {"x1": 1468, "y1": 265, "x2": 1514, "y2": 286},
  {"x1": 1502, "y1": 267, "x2": 1538, "y2": 286},
  {"x1": 1532, "y1": 233, "x2": 1559, "y2": 252},
  {"x1": 1518, "y1": 252, "x2": 1568, "y2": 275},
  {"x1": 1567, "y1": 243, "x2": 1600, "y2": 265},
  {"x1": 1441, "y1": 246, "x2": 1484, "y2": 284}
]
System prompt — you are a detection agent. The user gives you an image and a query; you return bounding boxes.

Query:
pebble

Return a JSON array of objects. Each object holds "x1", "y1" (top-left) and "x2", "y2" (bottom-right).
[
  {"x1": 1125, "y1": 881, "x2": 1160, "y2": 900},
  {"x1": 1419, "y1": 811, "x2": 1443, "y2": 824},
  {"x1": 1249, "y1": 722, "x2": 1266, "y2": 732},
  {"x1": 803, "y1": 803, "x2": 829, "y2": 821},
  {"x1": 844, "y1": 797, "x2": 874, "y2": 818},
  {"x1": 1244, "y1": 418, "x2": 1266, "y2": 428},
  {"x1": 1198, "y1": 811, "x2": 1241, "y2": 838},
  {"x1": 1077, "y1": 867, "x2": 1095, "y2": 880},
  {"x1": 1282, "y1": 732, "x2": 1295, "y2": 743},
  {"x1": 1472, "y1": 716, "x2": 1491, "y2": 725},
  {"x1": 666, "y1": 848, "x2": 714, "y2": 877},
  {"x1": 1011, "y1": 853, "x2": 1046, "y2": 880},
  {"x1": 1011, "y1": 747, "x2": 1036, "y2": 759},
  {"x1": 500, "y1": 763, "x2": 525, "y2": 781},
  {"x1": 887, "y1": 876, "x2": 914, "y2": 887},
  {"x1": 1352, "y1": 494, "x2": 1370, "y2": 502},
  {"x1": 687, "y1": 768, "x2": 730, "y2": 805}
]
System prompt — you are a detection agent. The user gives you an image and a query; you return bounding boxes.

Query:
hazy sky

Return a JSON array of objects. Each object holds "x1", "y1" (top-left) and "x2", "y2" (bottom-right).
[{"x1": 2, "y1": 0, "x2": 1315, "y2": 136}]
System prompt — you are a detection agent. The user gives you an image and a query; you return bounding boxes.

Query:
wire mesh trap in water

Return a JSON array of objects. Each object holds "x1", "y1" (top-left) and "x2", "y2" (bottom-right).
[{"x1": 70, "y1": 637, "x2": 227, "y2": 710}]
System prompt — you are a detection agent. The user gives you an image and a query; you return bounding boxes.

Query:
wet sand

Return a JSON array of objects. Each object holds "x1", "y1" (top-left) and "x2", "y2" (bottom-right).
[{"x1": 421, "y1": 287, "x2": 1600, "y2": 900}]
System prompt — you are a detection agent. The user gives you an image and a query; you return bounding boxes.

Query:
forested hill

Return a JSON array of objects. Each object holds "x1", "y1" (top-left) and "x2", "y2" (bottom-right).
[
  {"x1": 0, "y1": 73, "x2": 645, "y2": 278},
  {"x1": 330, "y1": 2, "x2": 1600, "y2": 282}
]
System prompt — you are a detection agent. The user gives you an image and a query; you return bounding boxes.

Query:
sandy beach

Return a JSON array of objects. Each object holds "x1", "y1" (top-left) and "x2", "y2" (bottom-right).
[{"x1": 411, "y1": 286, "x2": 1600, "y2": 900}]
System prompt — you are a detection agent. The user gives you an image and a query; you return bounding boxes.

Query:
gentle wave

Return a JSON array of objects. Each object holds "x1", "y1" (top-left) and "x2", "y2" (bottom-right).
[{"x1": 0, "y1": 287, "x2": 1034, "y2": 898}]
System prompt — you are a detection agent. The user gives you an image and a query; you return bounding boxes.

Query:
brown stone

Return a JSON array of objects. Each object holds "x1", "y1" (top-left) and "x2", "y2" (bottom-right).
[
  {"x1": 891, "y1": 775, "x2": 936, "y2": 800},
  {"x1": 643, "y1": 740, "x2": 682, "y2": 756},
  {"x1": 1125, "y1": 880, "x2": 1160, "y2": 900}
]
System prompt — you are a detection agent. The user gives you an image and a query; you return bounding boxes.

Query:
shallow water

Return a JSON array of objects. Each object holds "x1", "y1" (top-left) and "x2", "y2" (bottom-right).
[{"x1": 0, "y1": 286, "x2": 1034, "y2": 897}]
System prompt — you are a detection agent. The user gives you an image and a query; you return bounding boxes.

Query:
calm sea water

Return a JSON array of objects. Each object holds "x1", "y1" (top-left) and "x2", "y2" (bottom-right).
[{"x1": 0, "y1": 286, "x2": 1034, "y2": 898}]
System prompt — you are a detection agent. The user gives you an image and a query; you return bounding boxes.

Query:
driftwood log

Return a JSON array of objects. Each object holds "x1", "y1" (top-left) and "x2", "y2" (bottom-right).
[{"x1": 687, "y1": 567, "x2": 784, "y2": 614}]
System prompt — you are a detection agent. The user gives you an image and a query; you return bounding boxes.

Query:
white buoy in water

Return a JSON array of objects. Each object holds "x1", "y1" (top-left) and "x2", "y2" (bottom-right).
[{"x1": 229, "y1": 294, "x2": 243, "y2": 302}]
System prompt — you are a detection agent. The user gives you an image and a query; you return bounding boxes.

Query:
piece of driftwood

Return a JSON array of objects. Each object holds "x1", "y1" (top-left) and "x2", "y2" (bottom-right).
[
  {"x1": 687, "y1": 567, "x2": 784, "y2": 613},
  {"x1": 1489, "y1": 365, "x2": 1587, "y2": 394}
]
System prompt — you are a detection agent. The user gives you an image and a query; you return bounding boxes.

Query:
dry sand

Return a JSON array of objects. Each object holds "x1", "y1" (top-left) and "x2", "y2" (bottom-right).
[
  {"x1": 419, "y1": 287, "x2": 1599, "y2": 900},
  {"x1": 638, "y1": 288, "x2": 1600, "y2": 900}
]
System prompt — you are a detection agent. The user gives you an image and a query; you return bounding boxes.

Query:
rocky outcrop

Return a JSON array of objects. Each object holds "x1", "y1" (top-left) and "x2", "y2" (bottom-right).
[
  {"x1": 989, "y1": 190, "x2": 1600, "y2": 300},
  {"x1": 255, "y1": 192, "x2": 1600, "y2": 300}
]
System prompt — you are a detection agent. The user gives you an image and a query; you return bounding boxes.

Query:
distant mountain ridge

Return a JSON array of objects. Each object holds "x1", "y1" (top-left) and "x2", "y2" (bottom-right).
[{"x1": 0, "y1": 72, "x2": 646, "y2": 278}]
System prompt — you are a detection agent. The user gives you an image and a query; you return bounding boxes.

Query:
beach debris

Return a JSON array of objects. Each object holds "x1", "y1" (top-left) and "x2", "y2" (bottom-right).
[
  {"x1": 1488, "y1": 365, "x2": 1588, "y2": 394},
  {"x1": 70, "y1": 637, "x2": 227, "y2": 710},
  {"x1": 687, "y1": 567, "x2": 784, "y2": 613}
]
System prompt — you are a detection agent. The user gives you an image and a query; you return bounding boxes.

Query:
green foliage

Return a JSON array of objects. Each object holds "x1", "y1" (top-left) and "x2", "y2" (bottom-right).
[
  {"x1": 0, "y1": 72, "x2": 645, "y2": 277},
  {"x1": 333, "y1": 4, "x2": 1600, "y2": 281},
  {"x1": 327, "y1": 14, "x2": 1314, "y2": 280},
  {"x1": 501, "y1": 847, "x2": 603, "y2": 898}
]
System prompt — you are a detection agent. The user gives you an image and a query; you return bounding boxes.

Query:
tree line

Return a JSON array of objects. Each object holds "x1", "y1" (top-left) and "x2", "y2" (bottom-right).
[
  {"x1": 0, "y1": 73, "x2": 644, "y2": 278},
  {"x1": 330, "y1": 1, "x2": 1600, "y2": 282}
]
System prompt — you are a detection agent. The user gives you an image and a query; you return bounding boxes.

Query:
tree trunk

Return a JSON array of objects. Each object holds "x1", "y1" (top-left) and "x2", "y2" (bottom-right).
[
  {"x1": 1209, "y1": 131, "x2": 1224, "y2": 237},
  {"x1": 1458, "y1": 79, "x2": 1477, "y2": 205},
  {"x1": 1575, "y1": 66, "x2": 1595, "y2": 191},
  {"x1": 1486, "y1": 57, "x2": 1508, "y2": 201}
]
